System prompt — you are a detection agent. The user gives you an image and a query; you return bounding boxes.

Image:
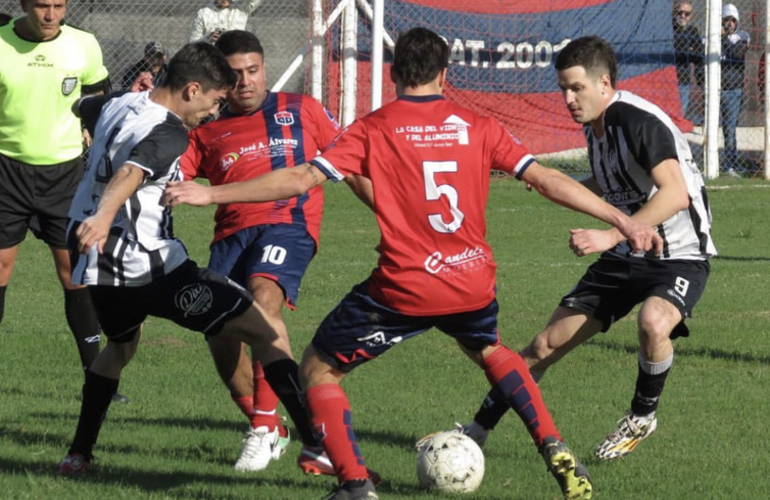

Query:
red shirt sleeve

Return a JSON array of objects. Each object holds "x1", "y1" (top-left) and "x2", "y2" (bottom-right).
[
  {"x1": 179, "y1": 130, "x2": 205, "y2": 181},
  {"x1": 487, "y1": 117, "x2": 535, "y2": 177},
  {"x1": 303, "y1": 97, "x2": 341, "y2": 152},
  {"x1": 311, "y1": 119, "x2": 369, "y2": 180}
]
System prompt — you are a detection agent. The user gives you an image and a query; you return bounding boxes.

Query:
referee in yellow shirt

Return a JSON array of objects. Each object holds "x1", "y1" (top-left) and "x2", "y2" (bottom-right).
[{"x1": 0, "y1": 1, "x2": 125, "y2": 402}]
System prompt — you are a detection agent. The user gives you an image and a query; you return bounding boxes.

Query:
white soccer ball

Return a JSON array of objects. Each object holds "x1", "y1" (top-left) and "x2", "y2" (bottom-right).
[{"x1": 416, "y1": 431, "x2": 485, "y2": 493}]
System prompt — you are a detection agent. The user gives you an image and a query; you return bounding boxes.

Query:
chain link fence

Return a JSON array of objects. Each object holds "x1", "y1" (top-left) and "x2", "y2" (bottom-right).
[
  {"x1": 0, "y1": 0, "x2": 311, "y2": 93},
  {"x1": 1, "y1": 0, "x2": 767, "y2": 178}
]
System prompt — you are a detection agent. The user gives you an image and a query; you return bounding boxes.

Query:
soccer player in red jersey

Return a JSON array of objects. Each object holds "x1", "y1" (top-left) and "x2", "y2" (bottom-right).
[
  {"x1": 180, "y1": 30, "x2": 365, "y2": 474},
  {"x1": 165, "y1": 27, "x2": 662, "y2": 500}
]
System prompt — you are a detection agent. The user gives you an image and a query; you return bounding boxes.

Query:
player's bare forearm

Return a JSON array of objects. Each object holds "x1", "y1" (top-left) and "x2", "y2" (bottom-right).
[
  {"x1": 604, "y1": 159, "x2": 689, "y2": 244},
  {"x1": 523, "y1": 163, "x2": 661, "y2": 254},
  {"x1": 344, "y1": 174, "x2": 374, "y2": 210},
  {"x1": 164, "y1": 163, "x2": 328, "y2": 207},
  {"x1": 77, "y1": 164, "x2": 145, "y2": 253},
  {"x1": 97, "y1": 164, "x2": 146, "y2": 219}
]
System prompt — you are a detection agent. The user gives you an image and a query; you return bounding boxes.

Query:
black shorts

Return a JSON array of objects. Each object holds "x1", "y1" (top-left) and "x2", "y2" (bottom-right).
[
  {"x1": 88, "y1": 260, "x2": 254, "y2": 342},
  {"x1": 0, "y1": 153, "x2": 84, "y2": 249},
  {"x1": 312, "y1": 279, "x2": 501, "y2": 373},
  {"x1": 560, "y1": 254, "x2": 710, "y2": 338}
]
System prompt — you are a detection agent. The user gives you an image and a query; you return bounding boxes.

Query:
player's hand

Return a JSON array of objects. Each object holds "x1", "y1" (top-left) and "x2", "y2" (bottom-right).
[
  {"x1": 130, "y1": 71, "x2": 155, "y2": 92},
  {"x1": 618, "y1": 218, "x2": 663, "y2": 255},
  {"x1": 163, "y1": 180, "x2": 214, "y2": 207},
  {"x1": 568, "y1": 228, "x2": 618, "y2": 256},
  {"x1": 76, "y1": 215, "x2": 111, "y2": 254}
]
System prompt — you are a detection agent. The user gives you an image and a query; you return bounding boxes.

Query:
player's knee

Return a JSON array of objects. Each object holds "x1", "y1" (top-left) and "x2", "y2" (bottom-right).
[
  {"x1": 103, "y1": 336, "x2": 139, "y2": 368},
  {"x1": 524, "y1": 333, "x2": 553, "y2": 364},
  {"x1": 299, "y1": 344, "x2": 340, "y2": 389},
  {"x1": 638, "y1": 308, "x2": 679, "y2": 345}
]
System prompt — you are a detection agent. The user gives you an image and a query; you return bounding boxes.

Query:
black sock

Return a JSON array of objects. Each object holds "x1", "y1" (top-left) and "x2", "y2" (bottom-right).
[
  {"x1": 631, "y1": 364, "x2": 671, "y2": 416},
  {"x1": 64, "y1": 288, "x2": 101, "y2": 370},
  {"x1": 0, "y1": 285, "x2": 6, "y2": 325},
  {"x1": 473, "y1": 386, "x2": 509, "y2": 430},
  {"x1": 263, "y1": 358, "x2": 317, "y2": 446},
  {"x1": 69, "y1": 370, "x2": 119, "y2": 460}
]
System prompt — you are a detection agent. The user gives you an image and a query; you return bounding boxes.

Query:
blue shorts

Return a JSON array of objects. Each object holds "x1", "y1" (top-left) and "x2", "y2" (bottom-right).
[
  {"x1": 312, "y1": 279, "x2": 501, "y2": 373},
  {"x1": 208, "y1": 224, "x2": 316, "y2": 308}
]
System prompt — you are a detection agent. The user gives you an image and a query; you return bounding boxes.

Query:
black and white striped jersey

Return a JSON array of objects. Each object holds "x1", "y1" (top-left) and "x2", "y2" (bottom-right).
[
  {"x1": 585, "y1": 91, "x2": 717, "y2": 261},
  {"x1": 68, "y1": 91, "x2": 190, "y2": 286}
]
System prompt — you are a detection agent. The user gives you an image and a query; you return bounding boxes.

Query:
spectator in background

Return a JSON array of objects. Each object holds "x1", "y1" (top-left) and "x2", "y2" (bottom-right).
[
  {"x1": 121, "y1": 41, "x2": 167, "y2": 90},
  {"x1": 672, "y1": 1, "x2": 703, "y2": 118},
  {"x1": 0, "y1": 0, "x2": 128, "y2": 402},
  {"x1": 0, "y1": 13, "x2": 12, "y2": 26},
  {"x1": 189, "y1": 0, "x2": 263, "y2": 44},
  {"x1": 720, "y1": 3, "x2": 750, "y2": 176}
]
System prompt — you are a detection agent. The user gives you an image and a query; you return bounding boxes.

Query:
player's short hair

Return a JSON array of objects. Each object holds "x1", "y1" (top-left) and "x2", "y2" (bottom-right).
[
  {"x1": 555, "y1": 36, "x2": 618, "y2": 88},
  {"x1": 392, "y1": 27, "x2": 449, "y2": 88},
  {"x1": 215, "y1": 30, "x2": 264, "y2": 59},
  {"x1": 162, "y1": 41, "x2": 236, "y2": 92}
]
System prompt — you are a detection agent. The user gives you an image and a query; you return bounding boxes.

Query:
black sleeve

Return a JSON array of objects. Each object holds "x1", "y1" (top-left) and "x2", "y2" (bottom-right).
[
  {"x1": 127, "y1": 118, "x2": 190, "y2": 181},
  {"x1": 608, "y1": 102, "x2": 679, "y2": 172},
  {"x1": 78, "y1": 91, "x2": 129, "y2": 136},
  {"x1": 82, "y1": 76, "x2": 112, "y2": 95}
]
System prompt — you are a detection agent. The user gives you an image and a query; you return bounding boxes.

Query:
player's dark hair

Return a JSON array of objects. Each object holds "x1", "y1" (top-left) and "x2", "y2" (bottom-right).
[
  {"x1": 162, "y1": 42, "x2": 236, "y2": 92},
  {"x1": 215, "y1": 30, "x2": 265, "y2": 59},
  {"x1": 392, "y1": 27, "x2": 449, "y2": 88},
  {"x1": 0, "y1": 13, "x2": 12, "y2": 27},
  {"x1": 555, "y1": 36, "x2": 618, "y2": 88}
]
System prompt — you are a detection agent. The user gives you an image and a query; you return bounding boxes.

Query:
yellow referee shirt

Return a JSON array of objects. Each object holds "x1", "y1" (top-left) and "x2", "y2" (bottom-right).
[{"x1": 0, "y1": 22, "x2": 109, "y2": 165}]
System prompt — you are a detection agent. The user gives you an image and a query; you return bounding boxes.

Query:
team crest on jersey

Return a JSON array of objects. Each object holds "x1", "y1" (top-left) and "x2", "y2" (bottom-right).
[
  {"x1": 274, "y1": 111, "x2": 294, "y2": 126},
  {"x1": 174, "y1": 284, "x2": 213, "y2": 317},
  {"x1": 61, "y1": 77, "x2": 78, "y2": 96},
  {"x1": 220, "y1": 152, "x2": 239, "y2": 171}
]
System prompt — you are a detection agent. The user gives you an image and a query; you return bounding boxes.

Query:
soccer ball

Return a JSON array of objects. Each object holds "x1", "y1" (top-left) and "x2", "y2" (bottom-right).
[{"x1": 416, "y1": 431, "x2": 485, "y2": 493}]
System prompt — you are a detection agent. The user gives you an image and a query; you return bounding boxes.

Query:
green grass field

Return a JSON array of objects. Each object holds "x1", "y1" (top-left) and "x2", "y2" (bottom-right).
[{"x1": 0, "y1": 176, "x2": 768, "y2": 500}]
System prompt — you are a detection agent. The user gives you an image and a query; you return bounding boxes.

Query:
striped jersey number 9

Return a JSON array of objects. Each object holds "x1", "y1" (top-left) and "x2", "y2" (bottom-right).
[{"x1": 423, "y1": 161, "x2": 465, "y2": 233}]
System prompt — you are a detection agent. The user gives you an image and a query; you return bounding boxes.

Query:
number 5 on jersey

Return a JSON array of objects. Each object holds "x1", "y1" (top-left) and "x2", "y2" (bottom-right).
[{"x1": 423, "y1": 161, "x2": 465, "y2": 233}]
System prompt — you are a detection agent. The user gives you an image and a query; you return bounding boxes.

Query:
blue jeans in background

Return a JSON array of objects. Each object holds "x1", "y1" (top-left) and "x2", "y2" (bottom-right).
[
  {"x1": 678, "y1": 83, "x2": 690, "y2": 118},
  {"x1": 720, "y1": 88, "x2": 742, "y2": 171}
]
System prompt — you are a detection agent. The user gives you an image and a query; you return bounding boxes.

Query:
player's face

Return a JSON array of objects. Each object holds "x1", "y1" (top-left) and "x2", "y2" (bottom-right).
[
  {"x1": 557, "y1": 65, "x2": 610, "y2": 126},
  {"x1": 214, "y1": 0, "x2": 232, "y2": 8},
  {"x1": 183, "y1": 87, "x2": 228, "y2": 128},
  {"x1": 21, "y1": 0, "x2": 66, "y2": 41},
  {"x1": 225, "y1": 52, "x2": 268, "y2": 114}
]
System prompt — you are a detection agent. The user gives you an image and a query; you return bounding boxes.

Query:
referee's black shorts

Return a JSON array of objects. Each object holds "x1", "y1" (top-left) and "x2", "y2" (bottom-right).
[{"x1": 0, "y1": 153, "x2": 85, "y2": 249}]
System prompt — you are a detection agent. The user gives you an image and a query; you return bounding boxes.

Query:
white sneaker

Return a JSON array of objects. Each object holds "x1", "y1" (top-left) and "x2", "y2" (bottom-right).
[
  {"x1": 594, "y1": 410, "x2": 657, "y2": 461},
  {"x1": 233, "y1": 425, "x2": 289, "y2": 471}
]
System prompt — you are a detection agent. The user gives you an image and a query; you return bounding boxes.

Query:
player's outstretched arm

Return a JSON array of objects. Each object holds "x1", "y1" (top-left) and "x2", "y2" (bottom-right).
[
  {"x1": 344, "y1": 174, "x2": 374, "y2": 210},
  {"x1": 521, "y1": 161, "x2": 662, "y2": 255},
  {"x1": 77, "y1": 164, "x2": 146, "y2": 254},
  {"x1": 576, "y1": 158, "x2": 688, "y2": 254},
  {"x1": 164, "y1": 163, "x2": 329, "y2": 207}
]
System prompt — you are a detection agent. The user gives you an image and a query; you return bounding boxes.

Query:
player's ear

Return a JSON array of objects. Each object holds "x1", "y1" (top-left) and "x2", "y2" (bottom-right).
[
  {"x1": 600, "y1": 74, "x2": 611, "y2": 95},
  {"x1": 437, "y1": 68, "x2": 448, "y2": 90},
  {"x1": 182, "y1": 81, "x2": 202, "y2": 102}
]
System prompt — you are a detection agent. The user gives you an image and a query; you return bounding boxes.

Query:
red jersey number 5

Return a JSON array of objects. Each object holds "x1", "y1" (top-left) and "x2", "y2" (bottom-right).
[{"x1": 423, "y1": 161, "x2": 465, "y2": 233}]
